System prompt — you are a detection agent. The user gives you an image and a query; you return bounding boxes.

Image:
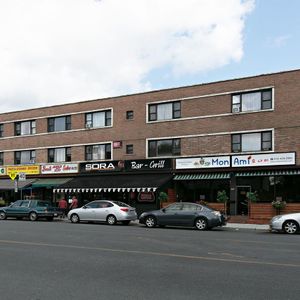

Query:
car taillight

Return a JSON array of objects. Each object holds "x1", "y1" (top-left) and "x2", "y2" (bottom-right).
[{"x1": 120, "y1": 208, "x2": 129, "y2": 212}]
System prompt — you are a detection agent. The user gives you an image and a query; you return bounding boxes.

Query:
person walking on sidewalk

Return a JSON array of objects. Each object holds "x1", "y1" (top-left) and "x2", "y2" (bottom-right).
[
  {"x1": 58, "y1": 198, "x2": 68, "y2": 218},
  {"x1": 69, "y1": 196, "x2": 78, "y2": 210}
]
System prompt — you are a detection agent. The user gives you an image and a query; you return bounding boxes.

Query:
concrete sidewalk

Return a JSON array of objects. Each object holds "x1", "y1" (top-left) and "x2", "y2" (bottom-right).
[{"x1": 225, "y1": 223, "x2": 269, "y2": 230}]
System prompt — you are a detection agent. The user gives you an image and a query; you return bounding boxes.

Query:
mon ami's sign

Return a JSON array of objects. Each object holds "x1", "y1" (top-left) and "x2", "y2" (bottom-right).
[
  {"x1": 232, "y1": 152, "x2": 296, "y2": 167},
  {"x1": 176, "y1": 156, "x2": 230, "y2": 169}
]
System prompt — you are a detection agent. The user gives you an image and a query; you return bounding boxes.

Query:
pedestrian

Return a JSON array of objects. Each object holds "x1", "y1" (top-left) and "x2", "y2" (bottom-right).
[
  {"x1": 69, "y1": 195, "x2": 78, "y2": 210},
  {"x1": 58, "y1": 198, "x2": 68, "y2": 218}
]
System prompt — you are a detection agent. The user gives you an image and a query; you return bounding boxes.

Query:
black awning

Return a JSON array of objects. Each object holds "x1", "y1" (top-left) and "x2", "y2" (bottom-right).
[{"x1": 55, "y1": 174, "x2": 172, "y2": 193}]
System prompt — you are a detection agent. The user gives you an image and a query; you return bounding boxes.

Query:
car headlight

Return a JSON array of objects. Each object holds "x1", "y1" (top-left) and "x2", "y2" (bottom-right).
[
  {"x1": 213, "y1": 211, "x2": 221, "y2": 217},
  {"x1": 271, "y1": 215, "x2": 283, "y2": 222}
]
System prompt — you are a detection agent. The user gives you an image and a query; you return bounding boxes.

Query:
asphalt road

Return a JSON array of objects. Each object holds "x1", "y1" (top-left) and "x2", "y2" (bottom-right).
[{"x1": 0, "y1": 219, "x2": 299, "y2": 300}]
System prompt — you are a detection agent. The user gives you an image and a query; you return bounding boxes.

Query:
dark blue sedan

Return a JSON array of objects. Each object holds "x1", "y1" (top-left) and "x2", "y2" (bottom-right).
[
  {"x1": 139, "y1": 202, "x2": 226, "y2": 230},
  {"x1": 0, "y1": 199, "x2": 61, "y2": 221}
]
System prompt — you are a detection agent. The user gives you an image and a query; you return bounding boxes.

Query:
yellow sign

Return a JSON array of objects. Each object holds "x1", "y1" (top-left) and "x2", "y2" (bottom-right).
[
  {"x1": 7, "y1": 165, "x2": 40, "y2": 175},
  {"x1": 8, "y1": 171, "x2": 17, "y2": 180}
]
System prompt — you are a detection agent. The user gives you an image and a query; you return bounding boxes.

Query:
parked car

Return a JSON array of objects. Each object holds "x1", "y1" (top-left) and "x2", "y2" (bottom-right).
[
  {"x1": 0, "y1": 199, "x2": 61, "y2": 221},
  {"x1": 68, "y1": 200, "x2": 137, "y2": 225},
  {"x1": 139, "y1": 202, "x2": 226, "y2": 230},
  {"x1": 270, "y1": 212, "x2": 300, "y2": 234}
]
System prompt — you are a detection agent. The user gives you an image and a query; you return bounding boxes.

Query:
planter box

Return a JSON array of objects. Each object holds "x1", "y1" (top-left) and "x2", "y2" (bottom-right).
[
  {"x1": 206, "y1": 202, "x2": 225, "y2": 212},
  {"x1": 249, "y1": 203, "x2": 300, "y2": 220}
]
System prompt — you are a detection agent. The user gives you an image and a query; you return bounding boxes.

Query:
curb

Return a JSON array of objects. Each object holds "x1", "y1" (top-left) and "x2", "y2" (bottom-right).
[{"x1": 225, "y1": 223, "x2": 269, "y2": 230}]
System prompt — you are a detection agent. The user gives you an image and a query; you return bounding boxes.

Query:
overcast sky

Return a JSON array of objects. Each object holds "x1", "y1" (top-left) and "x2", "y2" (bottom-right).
[{"x1": 0, "y1": 0, "x2": 299, "y2": 113}]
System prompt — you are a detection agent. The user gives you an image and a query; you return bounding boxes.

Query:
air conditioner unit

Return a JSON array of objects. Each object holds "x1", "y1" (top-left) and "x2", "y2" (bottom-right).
[
  {"x1": 232, "y1": 107, "x2": 240, "y2": 113},
  {"x1": 85, "y1": 122, "x2": 92, "y2": 129}
]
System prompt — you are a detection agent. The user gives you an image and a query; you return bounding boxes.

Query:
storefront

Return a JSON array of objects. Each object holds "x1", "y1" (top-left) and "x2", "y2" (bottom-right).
[
  {"x1": 174, "y1": 152, "x2": 299, "y2": 216},
  {"x1": 55, "y1": 159, "x2": 173, "y2": 215}
]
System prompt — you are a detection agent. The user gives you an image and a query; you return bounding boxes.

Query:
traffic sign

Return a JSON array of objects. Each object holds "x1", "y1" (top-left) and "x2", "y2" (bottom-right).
[
  {"x1": 18, "y1": 172, "x2": 26, "y2": 181},
  {"x1": 8, "y1": 171, "x2": 17, "y2": 181}
]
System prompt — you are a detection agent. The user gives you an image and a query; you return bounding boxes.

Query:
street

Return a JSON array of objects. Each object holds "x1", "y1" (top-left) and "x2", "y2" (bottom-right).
[{"x1": 0, "y1": 220, "x2": 299, "y2": 300}]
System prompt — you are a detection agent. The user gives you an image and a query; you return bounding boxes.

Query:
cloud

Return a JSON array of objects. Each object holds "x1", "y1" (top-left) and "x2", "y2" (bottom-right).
[
  {"x1": 0, "y1": 0, "x2": 254, "y2": 113},
  {"x1": 270, "y1": 35, "x2": 291, "y2": 48}
]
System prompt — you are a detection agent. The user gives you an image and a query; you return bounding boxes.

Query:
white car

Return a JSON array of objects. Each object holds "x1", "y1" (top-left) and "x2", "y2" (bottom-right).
[
  {"x1": 270, "y1": 212, "x2": 300, "y2": 234},
  {"x1": 68, "y1": 200, "x2": 137, "y2": 225}
]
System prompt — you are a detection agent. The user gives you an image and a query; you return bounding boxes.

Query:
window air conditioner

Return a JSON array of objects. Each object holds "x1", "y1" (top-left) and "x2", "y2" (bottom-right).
[
  {"x1": 232, "y1": 107, "x2": 240, "y2": 113},
  {"x1": 85, "y1": 122, "x2": 92, "y2": 129}
]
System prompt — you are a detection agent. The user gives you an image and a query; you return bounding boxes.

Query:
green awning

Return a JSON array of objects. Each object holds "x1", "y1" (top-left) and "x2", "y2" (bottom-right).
[
  {"x1": 174, "y1": 173, "x2": 231, "y2": 180},
  {"x1": 236, "y1": 170, "x2": 300, "y2": 177},
  {"x1": 31, "y1": 178, "x2": 73, "y2": 188}
]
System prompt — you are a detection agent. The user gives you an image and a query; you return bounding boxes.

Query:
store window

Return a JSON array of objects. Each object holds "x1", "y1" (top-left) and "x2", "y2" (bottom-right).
[
  {"x1": 48, "y1": 147, "x2": 71, "y2": 163},
  {"x1": 148, "y1": 101, "x2": 181, "y2": 121},
  {"x1": 14, "y1": 150, "x2": 36, "y2": 164},
  {"x1": 232, "y1": 89, "x2": 272, "y2": 113},
  {"x1": 0, "y1": 152, "x2": 3, "y2": 165},
  {"x1": 85, "y1": 110, "x2": 111, "y2": 128},
  {"x1": 232, "y1": 131, "x2": 272, "y2": 152},
  {"x1": 148, "y1": 139, "x2": 181, "y2": 157},
  {"x1": 15, "y1": 120, "x2": 36, "y2": 136},
  {"x1": 85, "y1": 144, "x2": 111, "y2": 160},
  {"x1": 48, "y1": 116, "x2": 71, "y2": 132},
  {"x1": 0, "y1": 124, "x2": 3, "y2": 137}
]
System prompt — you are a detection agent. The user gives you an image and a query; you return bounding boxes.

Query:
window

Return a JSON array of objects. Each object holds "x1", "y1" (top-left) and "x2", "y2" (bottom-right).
[
  {"x1": 48, "y1": 116, "x2": 71, "y2": 132},
  {"x1": 148, "y1": 101, "x2": 181, "y2": 121},
  {"x1": 0, "y1": 124, "x2": 3, "y2": 137},
  {"x1": 48, "y1": 147, "x2": 71, "y2": 163},
  {"x1": 126, "y1": 144, "x2": 133, "y2": 155},
  {"x1": 14, "y1": 150, "x2": 36, "y2": 164},
  {"x1": 232, "y1": 89, "x2": 272, "y2": 113},
  {"x1": 232, "y1": 131, "x2": 272, "y2": 152},
  {"x1": 126, "y1": 110, "x2": 134, "y2": 120},
  {"x1": 85, "y1": 144, "x2": 111, "y2": 160},
  {"x1": 85, "y1": 110, "x2": 111, "y2": 128},
  {"x1": 148, "y1": 139, "x2": 181, "y2": 157},
  {"x1": 15, "y1": 120, "x2": 36, "y2": 136},
  {"x1": 0, "y1": 152, "x2": 3, "y2": 165}
]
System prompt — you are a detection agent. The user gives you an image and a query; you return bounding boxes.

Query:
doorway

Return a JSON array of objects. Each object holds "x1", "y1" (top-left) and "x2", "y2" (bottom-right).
[{"x1": 236, "y1": 186, "x2": 251, "y2": 215}]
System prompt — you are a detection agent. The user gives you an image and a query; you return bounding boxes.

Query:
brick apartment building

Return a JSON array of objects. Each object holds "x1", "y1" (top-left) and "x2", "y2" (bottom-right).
[{"x1": 0, "y1": 69, "x2": 299, "y2": 217}]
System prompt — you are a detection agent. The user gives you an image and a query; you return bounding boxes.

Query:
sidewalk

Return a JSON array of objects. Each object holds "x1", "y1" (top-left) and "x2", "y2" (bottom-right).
[{"x1": 225, "y1": 223, "x2": 269, "y2": 230}]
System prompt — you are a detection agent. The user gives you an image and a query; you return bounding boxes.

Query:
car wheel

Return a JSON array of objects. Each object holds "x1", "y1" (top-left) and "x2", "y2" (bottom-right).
[
  {"x1": 195, "y1": 217, "x2": 208, "y2": 230},
  {"x1": 107, "y1": 215, "x2": 117, "y2": 225},
  {"x1": 29, "y1": 212, "x2": 38, "y2": 221},
  {"x1": 0, "y1": 211, "x2": 7, "y2": 220},
  {"x1": 145, "y1": 216, "x2": 157, "y2": 228},
  {"x1": 283, "y1": 220, "x2": 299, "y2": 234},
  {"x1": 70, "y1": 214, "x2": 80, "y2": 223},
  {"x1": 122, "y1": 220, "x2": 130, "y2": 225}
]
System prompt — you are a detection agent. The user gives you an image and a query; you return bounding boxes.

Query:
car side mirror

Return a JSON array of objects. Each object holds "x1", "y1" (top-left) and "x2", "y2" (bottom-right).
[
  {"x1": 82, "y1": 205, "x2": 87, "y2": 209},
  {"x1": 162, "y1": 208, "x2": 166, "y2": 213}
]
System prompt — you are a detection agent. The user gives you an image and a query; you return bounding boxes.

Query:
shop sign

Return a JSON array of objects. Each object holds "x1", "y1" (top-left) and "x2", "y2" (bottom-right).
[
  {"x1": 232, "y1": 152, "x2": 296, "y2": 167},
  {"x1": 7, "y1": 165, "x2": 40, "y2": 175},
  {"x1": 125, "y1": 159, "x2": 172, "y2": 171},
  {"x1": 80, "y1": 160, "x2": 125, "y2": 173},
  {"x1": 0, "y1": 167, "x2": 6, "y2": 176},
  {"x1": 138, "y1": 192, "x2": 155, "y2": 203},
  {"x1": 176, "y1": 156, "x2": 230, "y2": 169},
  {"x1": 41, "y1": 163, "x2": 79, "y2": 174}
]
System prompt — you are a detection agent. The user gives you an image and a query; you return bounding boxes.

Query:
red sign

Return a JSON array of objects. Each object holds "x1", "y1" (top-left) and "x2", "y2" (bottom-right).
[{"x1": 138, "y1": 192, "x2": 155, "y2": 203}]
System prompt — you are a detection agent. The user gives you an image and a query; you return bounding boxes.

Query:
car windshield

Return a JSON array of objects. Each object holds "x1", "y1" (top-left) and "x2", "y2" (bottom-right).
[{"x1": 112, "y1": 201, "x2": 129, "y2": 207}]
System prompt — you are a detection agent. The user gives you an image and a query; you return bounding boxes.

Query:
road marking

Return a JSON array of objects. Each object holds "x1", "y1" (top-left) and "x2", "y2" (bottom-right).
[{"x1": 0, "y1": 239, "x2": 299, "y2": 268}]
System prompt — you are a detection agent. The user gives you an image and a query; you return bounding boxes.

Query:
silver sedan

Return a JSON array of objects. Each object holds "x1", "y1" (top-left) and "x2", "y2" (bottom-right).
[
  {"x1": 270, "y1": 212, "x2": 300, "y2": 234},
  {"x1": 68, "y1": 200, "x2": 137, "y2": 225}
]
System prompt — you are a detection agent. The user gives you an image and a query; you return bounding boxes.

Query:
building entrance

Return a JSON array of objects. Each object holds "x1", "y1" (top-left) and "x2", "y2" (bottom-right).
[{"x1": 236, "y1": 186, "x2": 251, "y2": 215}]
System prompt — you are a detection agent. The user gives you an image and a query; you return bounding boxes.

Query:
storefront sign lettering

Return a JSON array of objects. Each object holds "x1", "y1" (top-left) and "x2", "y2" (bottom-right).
[
  {"x1": 125, "y1": 159, "x2": 171, "y2": 171},
  {"x1": 7, "y1": 165, "x2": 40, "y2": 175},
  {"x1": 80, "y1": 161, "x2": 124, "y2": 173},
  {"x1": 41, "y1": 163, "x2": 78, "y2": 174},
  {"x1": 232, "y1": 152, "x2": 296, "y2": 167},
  {"x1": 176, "y1": 156, "x2": 230, "y2": 169}
]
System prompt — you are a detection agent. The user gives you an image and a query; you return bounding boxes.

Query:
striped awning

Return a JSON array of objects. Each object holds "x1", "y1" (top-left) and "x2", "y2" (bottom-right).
[
  {"x1": 54, "y1": 174, "x2": 172, "y2": 193},
  {"x1": 236, "y1": 170, "x2": 300, "y2": 177},
  {"x1": 174, "y1": 173, "x2": 231, "y2": 180}
]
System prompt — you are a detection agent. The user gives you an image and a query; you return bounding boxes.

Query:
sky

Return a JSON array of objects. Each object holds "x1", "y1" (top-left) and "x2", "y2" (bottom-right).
[{"x1": 0, "y1": 0, "x2": 299, "y2": 113}]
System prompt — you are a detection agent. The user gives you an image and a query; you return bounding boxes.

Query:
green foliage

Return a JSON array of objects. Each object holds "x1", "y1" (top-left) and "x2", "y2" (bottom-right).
[
  {"x1": 158, "y1": 191, "x2": 168, "y2": 202},
  {"x1": 217, "y1": 190, "x2": 229, "y2": 203},
  {"x1": 246, "y1": 191, "x2": 258, "y2": 202}
]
